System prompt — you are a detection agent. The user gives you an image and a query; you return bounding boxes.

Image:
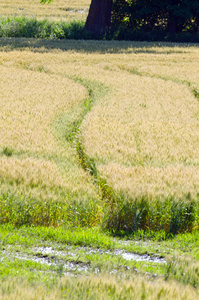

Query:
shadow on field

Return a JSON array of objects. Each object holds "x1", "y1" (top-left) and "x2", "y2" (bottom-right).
[{"x1": 0, "y1": 37, "x2": 196, "y2": 54}]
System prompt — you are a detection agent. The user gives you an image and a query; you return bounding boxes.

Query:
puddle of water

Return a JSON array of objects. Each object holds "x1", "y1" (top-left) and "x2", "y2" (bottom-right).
[
  {"x1": 1, "y1": 251, "x2": 90, "y2": 274},
  {"x1": 76, "y1": 9, "x2": 87, "y2": 14},
  {"x1": 61, "y1": 8, "x2": 88, "y2": 14},
  {"x1": 34, "y1": 246, "x2": 166, "y2": 264},
  {"x1": 35, "y1": 246, "x2": 77, "y2": 258},
  {"x1": 0, "y1": 245, "x2": 165, "y2": 278},
  {"x1": 121, "y1": 252, "x2": 165, "y2": 263}
]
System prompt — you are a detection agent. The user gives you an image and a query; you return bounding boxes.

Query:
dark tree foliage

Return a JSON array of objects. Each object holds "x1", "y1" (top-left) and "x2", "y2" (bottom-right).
[
  {"x1": 41, "y1": 0, "x2": 199, "y2": 36},
  {"x1": 112, "y1": 0, "x2": 199, "y2": 34}
]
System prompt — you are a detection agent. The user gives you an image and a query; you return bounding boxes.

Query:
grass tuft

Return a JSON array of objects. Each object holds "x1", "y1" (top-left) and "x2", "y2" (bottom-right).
[{"x1": 2, "y1": 146, "x2": 13, "y2": 157}]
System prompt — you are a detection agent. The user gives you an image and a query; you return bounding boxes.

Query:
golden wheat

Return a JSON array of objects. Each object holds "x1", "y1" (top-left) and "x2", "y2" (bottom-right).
[
  {"x1": 0, "y1": 40, "x2": 199, "y2": 201},
  {"x1": 0, "y1": 0, "x2": 90, "y2": 21},
  {"x1": 0, "y1": 65, "x2": 86, "y2": 153},
  {"x1": 0, "y1": 51, "x2": 99, "y2": 201},
  {"x1": 0, "y1": 275, "x2": 198, "y2": 300}
]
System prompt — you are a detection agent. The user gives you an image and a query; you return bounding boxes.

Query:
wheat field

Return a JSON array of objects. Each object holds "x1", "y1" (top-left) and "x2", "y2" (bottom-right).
[
  {"x1": 0, "y1": 0, "x2": 90, "y2": 21},
  {"x1": 0, "y1": 40, "x2": 199, "y2": 203},
  {"x1": 0, "y1": 274, "x2": 199, "y2": 300},
  {"x1": 0, "y1": 49, "x2": 99, "y2": 202},
  {"x1": 0, "y1": 2, "x2": 199, "y2": 297}
]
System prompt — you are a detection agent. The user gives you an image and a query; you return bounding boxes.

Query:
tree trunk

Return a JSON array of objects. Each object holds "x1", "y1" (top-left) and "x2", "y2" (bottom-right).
[{"x1": 85, "y1": 0, "x2": 112, "y2": 35}]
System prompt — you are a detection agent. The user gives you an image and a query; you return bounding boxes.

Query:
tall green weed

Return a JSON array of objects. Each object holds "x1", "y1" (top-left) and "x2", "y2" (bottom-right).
[
  {"x1": 0, "y1": 193, "x2": 102, "y2": 227},
  {"x1": 165, "y1": 256, "x2": 199, "y2": 288},
  {"x1": 103, "y1": 193, "x2": 199, "y2": 235}
]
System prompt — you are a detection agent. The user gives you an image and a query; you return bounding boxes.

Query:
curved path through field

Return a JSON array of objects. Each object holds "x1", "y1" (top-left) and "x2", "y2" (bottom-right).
[{"x1": 0, "y1": 40, "x2": 199, "y2": 202}]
